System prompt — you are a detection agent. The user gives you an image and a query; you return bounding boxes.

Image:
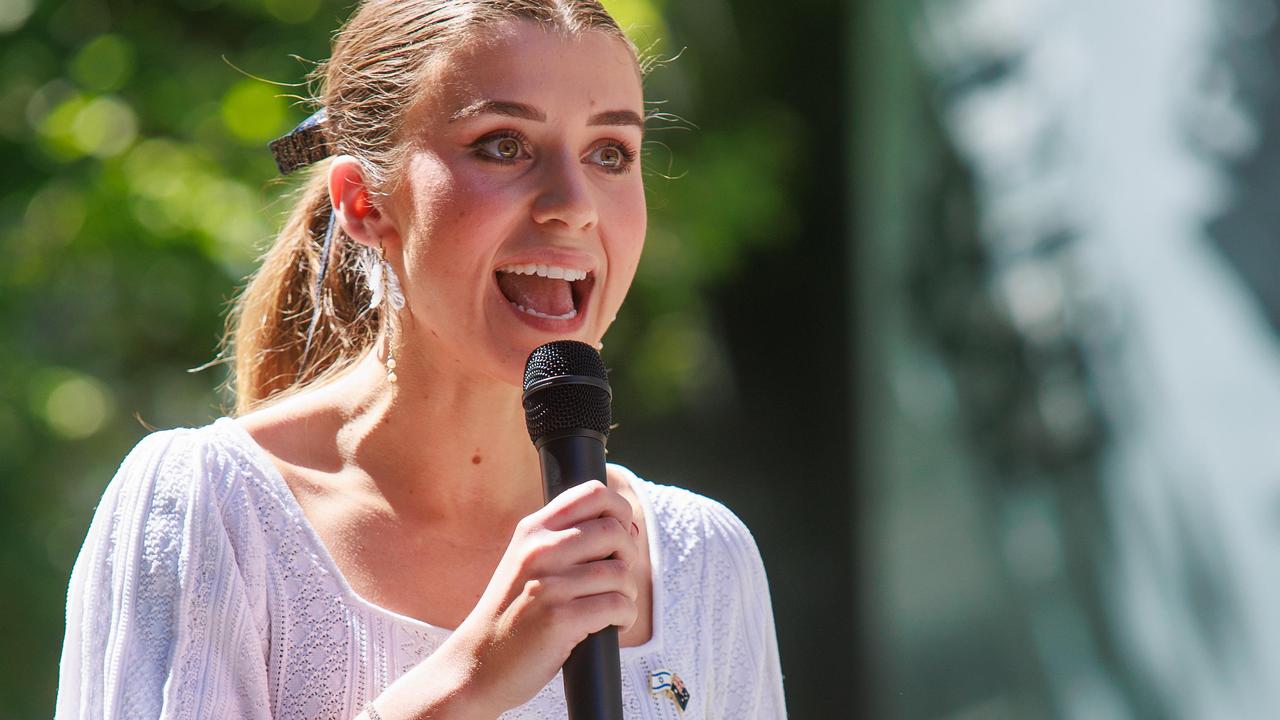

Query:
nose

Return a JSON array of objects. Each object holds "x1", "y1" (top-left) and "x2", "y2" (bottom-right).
[{"x1": 530, "y1": 153, "x2": 598, "y2": 231}]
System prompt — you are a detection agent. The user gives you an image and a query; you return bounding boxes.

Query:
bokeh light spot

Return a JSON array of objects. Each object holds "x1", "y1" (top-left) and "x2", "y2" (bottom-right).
[
  {"x1": 70, "y1": 34, "x2": 136, "y2": 92},
  {"x1": 220, "y1": 79, "x2": 288, "y2": 143},
  {"x1": 0, "y1": 0, "x2": 35, "y2": 33},
  {"x1": 26, "y1": 79, "x2": 75, "y2": 131},
  {"x1": 25, "y1": 181, "x2": 86, "y2": 247},
  {"x1": 37, "y1": 92, "x2": 89, "y2": 160},
  {"x1": 43, "y1": 374, "x2": 115, "y2": 440},
  {"x1": 71, "y1": 95, "x2": 138, "y2": 157}
]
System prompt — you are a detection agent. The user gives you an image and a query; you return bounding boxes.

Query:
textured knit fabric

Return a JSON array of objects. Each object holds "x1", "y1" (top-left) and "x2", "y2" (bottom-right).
[{"x1": 56, "y1": 417, "x2": 786, "y2": 719}]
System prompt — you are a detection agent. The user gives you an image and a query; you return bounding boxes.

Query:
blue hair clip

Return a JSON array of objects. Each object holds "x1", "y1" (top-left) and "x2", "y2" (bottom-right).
[
  {"x1": 269, "y1": 108, "x2": 331, "y2": 175},
  {"x1": 297, "y1": 207, "x2": 339, "y2": 372}
]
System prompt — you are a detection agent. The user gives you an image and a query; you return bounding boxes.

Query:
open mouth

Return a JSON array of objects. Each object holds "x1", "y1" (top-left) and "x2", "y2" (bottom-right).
[{"x1": 495, "y1": 263, "x2": 594, "y2": 321}]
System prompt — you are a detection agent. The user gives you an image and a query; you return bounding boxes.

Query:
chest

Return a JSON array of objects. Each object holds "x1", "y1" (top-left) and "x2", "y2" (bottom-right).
[
  {"x1": 291, "y1": 481, "x2": 508, "y2": 630},
  {"x1": 244, "y1": 471, "x2": 714, "y2": 719},
  {"x1": 283, "y1": 470, "x2": 654, "y2": 646}
]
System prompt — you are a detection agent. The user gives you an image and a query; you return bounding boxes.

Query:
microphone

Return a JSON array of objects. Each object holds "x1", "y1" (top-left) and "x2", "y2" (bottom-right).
[{"x1": 522, "y1": 340, "x2": 623, "y2": 720}]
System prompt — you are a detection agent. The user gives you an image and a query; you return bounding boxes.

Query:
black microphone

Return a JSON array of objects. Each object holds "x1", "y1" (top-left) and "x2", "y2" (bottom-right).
[{"x1": 522, "y1": 340, "x2": 623, "y2": 720}]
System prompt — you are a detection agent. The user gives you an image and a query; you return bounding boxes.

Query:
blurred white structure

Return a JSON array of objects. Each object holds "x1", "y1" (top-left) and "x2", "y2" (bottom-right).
[{"x1": 910, "y1": 0, "x2": 1280, "y2": 717}]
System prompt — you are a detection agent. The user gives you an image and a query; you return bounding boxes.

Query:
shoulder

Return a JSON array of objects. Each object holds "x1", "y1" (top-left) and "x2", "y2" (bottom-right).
[
  {"x1": 71, "y1": 417, "x2": 280, "y2": 630},
  {"x1": 105, "y1": 418, "x2": 266, "y2": 515},
  {"x1": 614, "y1": 465, "x2": 761, "y2": 552},
  {"x1": 61, "y1": 420, "x2": 279, "y2": 718},
  {"x1": 609, "y1": 464, "x2": 769, "y2": 596},
  {"x1": 89, "y1": 418, "x2": 280, "y2": 569}
]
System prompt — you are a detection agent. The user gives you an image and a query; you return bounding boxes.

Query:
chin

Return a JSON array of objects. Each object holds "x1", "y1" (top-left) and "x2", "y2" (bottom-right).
[{"x1": 501, "y1": 329, "x2": 603, "y2": 380}]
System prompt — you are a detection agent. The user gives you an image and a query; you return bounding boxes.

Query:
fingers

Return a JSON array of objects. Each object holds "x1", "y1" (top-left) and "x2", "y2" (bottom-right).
[
  {"x1": 507, "y1": 557, "x2": 639, "y2": 639},
  {"x1": 540, "y1": 558, "x2": 639, "y2": 604},
  {"x1": 452, "y1": 480, "x2": 644, "y2": 712},
  {"x1": 526, "y1": 576, "x2": 638, "y2": 639},
  {"x1": 503, "y1": 480, "x2": 641, "y2": 637},
  {"x1": 518, "y1": 513, "x2": 638, "y2": 580},
  {"x1": 558, "y1": 515, "x2": 640, "y2": 567},
  {"x1": 566, "y1": 591, "x2": 640, "y2": 636},
  {"x1": 537, "y1": 480, "x2": 632, "y2": 532}
]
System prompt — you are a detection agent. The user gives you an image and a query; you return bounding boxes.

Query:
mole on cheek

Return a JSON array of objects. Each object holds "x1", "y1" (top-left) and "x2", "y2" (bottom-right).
[{"x1": 471, "y1": 453, "x2": 482, "y2": 465}]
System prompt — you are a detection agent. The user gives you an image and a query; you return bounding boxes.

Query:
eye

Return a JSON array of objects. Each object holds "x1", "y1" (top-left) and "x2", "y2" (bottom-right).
[
  {"x1": 493, "y1": 137, "x2": 521, "y2": 159},
  {"x1": 473, "y1": 131, "x2": 530, "y2": 163},
  {"x1": 585, "y1": 141, "x2": 637, "y2": 174}
]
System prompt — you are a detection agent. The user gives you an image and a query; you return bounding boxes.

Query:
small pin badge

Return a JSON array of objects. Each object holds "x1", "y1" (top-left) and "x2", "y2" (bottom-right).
[{"x1": 650, "y1": 669, "x2": 690, "y2": 713}]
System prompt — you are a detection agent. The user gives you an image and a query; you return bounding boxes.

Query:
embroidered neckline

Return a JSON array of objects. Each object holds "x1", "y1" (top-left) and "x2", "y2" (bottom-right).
[{"x1": 210, "y1": 416, "x2": 666, "y2": 657}]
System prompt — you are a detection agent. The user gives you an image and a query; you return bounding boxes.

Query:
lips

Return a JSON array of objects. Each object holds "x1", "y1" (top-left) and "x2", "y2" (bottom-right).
[{"x1": 495, "y1": 263, "x2": 594, "y2": 322}]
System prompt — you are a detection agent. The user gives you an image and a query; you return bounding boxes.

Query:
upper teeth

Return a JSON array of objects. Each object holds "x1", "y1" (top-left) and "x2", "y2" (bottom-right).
[{"x1": 497, "y1": 264, "x2": 589, "y2": 282}]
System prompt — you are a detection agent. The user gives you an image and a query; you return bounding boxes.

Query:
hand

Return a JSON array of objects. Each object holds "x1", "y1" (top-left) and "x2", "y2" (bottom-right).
[{"x1": 430, "y1": 480, "x2": 641, "y2": 717}]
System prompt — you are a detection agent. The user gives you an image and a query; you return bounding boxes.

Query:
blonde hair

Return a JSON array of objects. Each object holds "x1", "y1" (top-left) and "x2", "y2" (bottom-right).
[{"x1": 223, "y1": 0, "x2": 635, "y2": 415}]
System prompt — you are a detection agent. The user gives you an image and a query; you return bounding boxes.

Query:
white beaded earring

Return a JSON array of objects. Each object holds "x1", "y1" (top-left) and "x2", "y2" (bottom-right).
[{"x1": 359, "y1": 242, "x2": 406, "y2": 383}]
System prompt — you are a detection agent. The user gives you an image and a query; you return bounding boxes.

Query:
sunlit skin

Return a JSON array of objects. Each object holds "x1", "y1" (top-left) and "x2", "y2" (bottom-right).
[
  {"x1": 381, "y1": 24, "x2": 647, "y2": 384},
  {"x1": 236, "y1": 20, "x2": 654, "y2": 716}
]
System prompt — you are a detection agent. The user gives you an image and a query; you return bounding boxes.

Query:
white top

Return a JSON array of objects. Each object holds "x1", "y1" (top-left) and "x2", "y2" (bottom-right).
[{"x1": 56, "y1": 417, "x2": 786, "y2": 719}]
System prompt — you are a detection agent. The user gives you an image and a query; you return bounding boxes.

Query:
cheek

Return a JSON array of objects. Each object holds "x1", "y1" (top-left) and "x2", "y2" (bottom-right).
[
  {"x1": 402, "y1": 158, "x2": 511, "y2": 266},
  {"x1": 399, "y1": 154, "x2": 451, "y2": 245},
  {"x1": 431, "y1": 167, "x2": 525, "y2": 246},
  {"x1": 610, "y1": 186, "x2": 647, "y2": 274},
  {"x1": 602, "y1": 187, "x2": 647, "y2": 312}
]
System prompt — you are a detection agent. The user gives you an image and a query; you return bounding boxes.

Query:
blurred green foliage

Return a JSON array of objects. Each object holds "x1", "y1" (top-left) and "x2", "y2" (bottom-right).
[{"x1": 0, "y1": 0, "x2": 794, "y2": 715}]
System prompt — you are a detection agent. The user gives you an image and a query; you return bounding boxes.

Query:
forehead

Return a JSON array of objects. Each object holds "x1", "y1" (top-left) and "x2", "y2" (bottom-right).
[{"x1": 413, "y1": 20, "x2": 643, "y2": 127}]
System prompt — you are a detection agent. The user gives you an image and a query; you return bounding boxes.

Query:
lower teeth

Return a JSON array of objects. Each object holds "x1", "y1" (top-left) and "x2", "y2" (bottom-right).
[{"x1": 513, "y1": 302, "x2": 577, "y2": 320}]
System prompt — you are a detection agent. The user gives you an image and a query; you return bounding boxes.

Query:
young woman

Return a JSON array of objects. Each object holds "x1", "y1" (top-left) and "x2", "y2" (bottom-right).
[{"x1": 56, "y1": 1, "x2": 785, "y2": 718}]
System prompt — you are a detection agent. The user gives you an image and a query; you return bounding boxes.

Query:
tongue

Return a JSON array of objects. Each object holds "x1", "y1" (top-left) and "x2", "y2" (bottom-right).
[{"x1": 497, "y1": 273, "x2": 575, "y2": 316}]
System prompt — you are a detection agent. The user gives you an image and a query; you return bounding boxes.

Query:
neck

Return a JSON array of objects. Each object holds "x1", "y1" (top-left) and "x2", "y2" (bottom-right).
[{"x1": 299, "y1": 345, "x2": 546, "y2": 533}]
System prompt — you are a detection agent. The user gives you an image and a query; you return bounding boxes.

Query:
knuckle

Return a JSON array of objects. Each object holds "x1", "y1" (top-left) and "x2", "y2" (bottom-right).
[
  {"x1": 605, "y1": 487, "x2": 630, "y2": 509},
  {"x1": 610, "y1": 515, "x2": 630, "y2": 536},
  {"x1": 609, "y1": 592, "x2": 637, "y2": 616},
  {"x1": 605, "y1": 519, "x2": 632, "y2": 550},
  {"x1": 533, "y1": 576, "x2": 567, "y2": 603},
  {"x1": 514, "y1": 514, "x2": 542, "y2": 538},
  {"x1": 587, "y1": 559, "x2": 625, "y2": 583},
  {"x1": 594, "y1": 516, "x2": 625, "y2": 539},
  {"x1": 517, "y1": 537, "x2": 554, "y2": 574},
  {"x1": 605, "y1": 557, "x2": 630, "y2": 579},
  {"x1": 522, "y1": 577, "x2": 547, "y2": 599},
  {"x1": 575, "y1": 519, "x2": 601, "y2": 540},
  {"x1": 619, "y1": 569, "x2": 638, "y2": 597}
]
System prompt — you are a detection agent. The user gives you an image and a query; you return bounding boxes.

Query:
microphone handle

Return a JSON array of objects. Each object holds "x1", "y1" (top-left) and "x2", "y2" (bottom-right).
[{"x1": 537, "y1": 432, "x2": 624, "y2": 720}]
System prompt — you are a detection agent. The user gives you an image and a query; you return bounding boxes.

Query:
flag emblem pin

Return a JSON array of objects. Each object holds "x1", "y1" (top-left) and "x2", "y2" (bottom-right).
[{"x1": 650, "y1": 669, "x2": 690, "y2": 713}]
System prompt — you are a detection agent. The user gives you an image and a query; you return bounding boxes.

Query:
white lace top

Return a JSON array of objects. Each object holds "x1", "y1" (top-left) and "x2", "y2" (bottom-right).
[{"x1": 56, "y1": 417, "x2": 786, "y2": 719}]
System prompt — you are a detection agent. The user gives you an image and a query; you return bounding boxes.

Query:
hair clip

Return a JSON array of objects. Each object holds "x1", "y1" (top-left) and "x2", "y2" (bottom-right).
[{"x1": 269, "y1": 108, "x2": 331, "y2": 175}]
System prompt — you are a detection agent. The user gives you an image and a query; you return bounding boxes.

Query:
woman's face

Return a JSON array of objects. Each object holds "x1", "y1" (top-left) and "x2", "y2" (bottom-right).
[{"x1": 385, "y1": 21, "x2": 646, "y2": 386}]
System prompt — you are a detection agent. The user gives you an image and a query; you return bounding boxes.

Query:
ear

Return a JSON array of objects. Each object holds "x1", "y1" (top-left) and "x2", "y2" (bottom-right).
[{"x1": 328, "y1": 155, "x2": 400, "y2": 250}]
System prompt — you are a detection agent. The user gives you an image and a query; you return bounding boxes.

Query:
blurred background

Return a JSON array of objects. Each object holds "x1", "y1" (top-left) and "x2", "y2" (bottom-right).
[{"x1": 3, "y1": 0, "x2": 1280, "y2": 717}]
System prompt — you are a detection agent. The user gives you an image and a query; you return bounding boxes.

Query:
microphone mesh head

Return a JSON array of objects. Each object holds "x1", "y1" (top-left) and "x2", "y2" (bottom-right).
[{"x1": 522, "y1": 340, "x2": 612, "y2": 443}]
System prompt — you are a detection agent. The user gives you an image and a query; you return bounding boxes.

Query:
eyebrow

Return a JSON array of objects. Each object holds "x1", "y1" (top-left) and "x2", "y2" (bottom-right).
[{"x1": 448, "y1": 100, "x2": 644, "y2": 133}]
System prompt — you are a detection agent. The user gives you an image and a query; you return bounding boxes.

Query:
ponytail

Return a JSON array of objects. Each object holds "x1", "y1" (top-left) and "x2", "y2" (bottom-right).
[{"x1": 225, "y1": 166, "x2": 379, "y2": 414}]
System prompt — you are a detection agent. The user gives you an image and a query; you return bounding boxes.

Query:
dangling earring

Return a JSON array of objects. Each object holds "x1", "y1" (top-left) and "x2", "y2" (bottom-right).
[{"x1": 360, "y1": 241, "x2": 406, "y2": 383}]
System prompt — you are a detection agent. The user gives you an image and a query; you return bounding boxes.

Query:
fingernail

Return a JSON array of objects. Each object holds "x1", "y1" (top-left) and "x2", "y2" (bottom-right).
[{"x1": 631, "y1": 522, "x2": 639, "y2": 536}]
